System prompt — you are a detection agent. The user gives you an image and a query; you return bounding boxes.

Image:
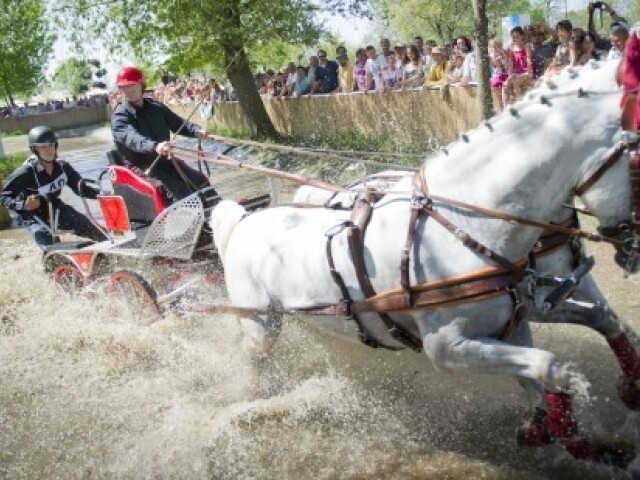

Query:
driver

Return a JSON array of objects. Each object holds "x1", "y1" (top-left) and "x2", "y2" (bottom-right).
[
  {"x1": 0, "y1": 126, "x2": 106, "y2": 248},
  {"x1": 111, "y1": 66, "x2": 213, "y2": 203}
]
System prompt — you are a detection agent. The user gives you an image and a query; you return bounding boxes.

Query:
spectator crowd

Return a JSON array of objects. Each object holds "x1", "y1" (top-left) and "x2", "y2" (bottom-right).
[
  {"x1": 1, "y1": 94, "x2": 110, "y2": 119},
  {"x1": 146, "y1": 1, "x2": 631, "y2": 115}
]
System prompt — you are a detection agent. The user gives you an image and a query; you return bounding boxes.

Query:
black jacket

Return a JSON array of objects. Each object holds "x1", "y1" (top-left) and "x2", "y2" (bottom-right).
[
  {"x1": 0, "y1": 155, "x2": 98, "y2": 220},
  {"x1": 111, "y1": 98, "x2": 202, "y2": 169}
]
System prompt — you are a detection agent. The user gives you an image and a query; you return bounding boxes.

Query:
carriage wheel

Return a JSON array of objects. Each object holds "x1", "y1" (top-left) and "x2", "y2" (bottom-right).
[
  {"x1": 108, "y1": 270, "x2": 162, "y2": 323},
  {"x1": 52, "y1": 262, "x2": 85, "y2": 293}
]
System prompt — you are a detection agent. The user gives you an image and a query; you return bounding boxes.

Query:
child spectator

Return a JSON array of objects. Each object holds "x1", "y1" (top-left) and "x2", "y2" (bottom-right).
[
  {"x1": 292, "y1": 66, "x2": 312, "y2": 97},
  {"x1": 488, "y1": 37, "x2": 508, "y2": 112},
  {"x1": 365, "y1": 45, "x2": 384, "y2": 91},
  {"x1": 381, "y1": 53, "x2": 398, "y2": 90},
  {"x1": 503, "y1": 26, "x2": 533, "y2": 106},
  {"x1": 353, "y1": 48, "x2": 368, "y2": 92},
  {"x1": 446, "y1": 54, "x2": 464, "y2": 84}
]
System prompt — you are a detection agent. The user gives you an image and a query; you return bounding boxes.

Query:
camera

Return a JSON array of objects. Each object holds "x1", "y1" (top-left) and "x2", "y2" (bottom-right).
[{"x1": 592, "y1": 1, "x2": 604, "y2": 9}]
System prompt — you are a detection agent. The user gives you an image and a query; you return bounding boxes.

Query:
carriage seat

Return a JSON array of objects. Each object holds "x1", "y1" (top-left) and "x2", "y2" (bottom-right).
[{"x1": 106, "y1": 165, "x2": 167, "y2": 225}]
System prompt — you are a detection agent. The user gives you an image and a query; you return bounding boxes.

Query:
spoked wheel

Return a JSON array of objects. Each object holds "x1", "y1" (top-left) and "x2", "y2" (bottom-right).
[
  {"x1": 108, "y1": 270, "x2": 162, "y2": 323},
  {"x1": 52, "y1": 262, "x2": 85, "y2": 293}
]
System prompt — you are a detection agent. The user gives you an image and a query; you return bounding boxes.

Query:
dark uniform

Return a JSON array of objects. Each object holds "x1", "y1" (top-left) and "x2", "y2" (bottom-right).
[
  {"x1": 111, "y1": 98, "x2": 211, "y2": 201},
  {"x1": 1, "y1": 156, "x2": 105, "y2": 248}
]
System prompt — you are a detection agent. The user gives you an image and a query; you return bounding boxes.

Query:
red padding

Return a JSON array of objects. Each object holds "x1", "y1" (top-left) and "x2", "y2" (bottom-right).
[
  {"x1": 109, "y1": 166, "x2": 166, "y2": 214},
  {"x1": 98, "y1": 195, "x2": 131, "y2": 232}
]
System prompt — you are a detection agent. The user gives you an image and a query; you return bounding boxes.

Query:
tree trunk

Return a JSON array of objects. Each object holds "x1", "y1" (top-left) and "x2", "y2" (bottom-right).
[
  {"x1": 224, "y1": 47, "x2": 280, "y2": 141},
  {"x1": 471, "y1": 0, "x2": 493, "y2": 120}
]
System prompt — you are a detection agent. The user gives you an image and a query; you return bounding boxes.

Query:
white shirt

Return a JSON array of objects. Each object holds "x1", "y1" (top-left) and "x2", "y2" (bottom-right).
[
  {"x1": 461, "y1": 52, "x2": 477, "y2": 82},
  {"x1": 607, "y1": 47, "x2": 623, "y2": 60},
  {"x1": 365, "y1": 58, "x2": 384, "y2": 90}
]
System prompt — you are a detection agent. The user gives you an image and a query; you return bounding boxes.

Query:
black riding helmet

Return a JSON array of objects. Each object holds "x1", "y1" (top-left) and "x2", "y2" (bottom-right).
[{"x1": 28, "y1": 126, "x2": 58, "y2": 157}]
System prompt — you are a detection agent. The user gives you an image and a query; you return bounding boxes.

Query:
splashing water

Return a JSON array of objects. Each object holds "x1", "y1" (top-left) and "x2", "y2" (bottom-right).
[{"x1": 0, "y1": 228, "x2": 636, "y2": 479}]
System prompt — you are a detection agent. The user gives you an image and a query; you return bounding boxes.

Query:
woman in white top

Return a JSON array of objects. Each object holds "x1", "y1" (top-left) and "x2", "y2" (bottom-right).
[{"x1": 401, "y1": 44, "x2": 425, "y2": 89}]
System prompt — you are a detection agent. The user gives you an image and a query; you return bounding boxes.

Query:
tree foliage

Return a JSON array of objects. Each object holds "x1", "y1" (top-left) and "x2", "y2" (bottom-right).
[
  {"x1": 371, "y1": 0, "x2": 535, "y2": 44},
  {"x1": 0, "y1": 0, "x2": 54, "y2": 105},
  {"x1": 55, "y1": 0, "x2": 354, "y2": 138},
  {"x1": 53, "y1": 58, "x2": 93, "y2": 96}
]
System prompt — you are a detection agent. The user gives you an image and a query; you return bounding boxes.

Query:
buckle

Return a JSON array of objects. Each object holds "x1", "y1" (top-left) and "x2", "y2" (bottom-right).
[{"x1": 621, "y1": 131, "x2": 639, "y2": 145}]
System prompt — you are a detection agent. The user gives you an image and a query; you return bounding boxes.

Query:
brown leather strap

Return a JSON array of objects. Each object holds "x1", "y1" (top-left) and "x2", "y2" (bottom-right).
[
  {"x1": 352, "y1": 268, "x2": 523, "y2": 314},
  {"x1": 530, "y1": 215, "x2": 578, "y2": 260},
  {"x1": 346, "y1": 191, "x2": 423, "y2": 350},
  {"x1": 575, "y1": 143, "x2": 627, "y2": 196}
]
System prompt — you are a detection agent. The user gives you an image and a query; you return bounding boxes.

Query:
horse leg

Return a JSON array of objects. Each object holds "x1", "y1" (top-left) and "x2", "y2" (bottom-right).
[
  {"x1": 508, "y1": 321, "x2": 553, "y2": 447},
  {"x1": 533, "y1": 274, "x2": 640, "y2": 409},
  {"x1": 421, "y1": 317, "x2": 609, "y2": 462},
  {"x1": 237, "y1": 309, "x2": 283, "y2": 357}
]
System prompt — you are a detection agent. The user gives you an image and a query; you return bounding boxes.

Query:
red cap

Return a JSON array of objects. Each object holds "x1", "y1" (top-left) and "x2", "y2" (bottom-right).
[{"x1": 116, "y1": 66, "x2": 144, "y2": 86}]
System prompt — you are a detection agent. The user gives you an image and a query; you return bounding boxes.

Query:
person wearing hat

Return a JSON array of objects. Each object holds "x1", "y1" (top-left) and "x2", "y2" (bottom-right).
[
  {"x1": 111, "y1": 66, "x2": 212, "y2": 202},
  {"x1": 336, "y1": 53, "x2": 354, "y2": 93},
  {"x1": 0, "y1": 126, "x2": 106, "y2": 248},
  {"x1": 425, "y1": 46, "x2": 448, "y2": 87}
]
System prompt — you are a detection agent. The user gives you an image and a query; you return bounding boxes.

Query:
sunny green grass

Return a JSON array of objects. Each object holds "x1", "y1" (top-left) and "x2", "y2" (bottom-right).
[{"x1": 0, "y1": 152, "x2": 29, "y2": 180}]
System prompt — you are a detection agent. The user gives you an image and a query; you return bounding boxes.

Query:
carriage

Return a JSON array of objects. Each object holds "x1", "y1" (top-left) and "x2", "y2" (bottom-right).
[{"x1": 42, "y1": 159, "x2": 270, "y2": 318}]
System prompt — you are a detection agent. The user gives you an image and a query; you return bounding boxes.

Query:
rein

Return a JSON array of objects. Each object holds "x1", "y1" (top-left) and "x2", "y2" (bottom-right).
[{"x1": 171, "y1": 144, "x2": 625, "y2": 247}]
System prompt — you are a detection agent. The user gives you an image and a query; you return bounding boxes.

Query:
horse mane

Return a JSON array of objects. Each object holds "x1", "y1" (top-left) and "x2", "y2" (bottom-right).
[{"x1": 436, "y1": 60, "x2": 621, "y2": 157}]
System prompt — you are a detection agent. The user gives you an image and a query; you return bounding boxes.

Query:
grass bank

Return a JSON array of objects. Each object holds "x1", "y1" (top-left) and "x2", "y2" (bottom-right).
[{"x1": 0, "y1": 152, "x2": 28, "y2": 180}]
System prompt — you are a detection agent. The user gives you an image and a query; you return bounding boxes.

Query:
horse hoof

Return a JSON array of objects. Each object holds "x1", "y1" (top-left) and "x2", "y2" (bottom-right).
[
  {"x1": 517, "y1": 408, "x2": 552, "y2": 447},
  {"x1": 618, "y1": 376, "x2": 640, "y2": 410}
]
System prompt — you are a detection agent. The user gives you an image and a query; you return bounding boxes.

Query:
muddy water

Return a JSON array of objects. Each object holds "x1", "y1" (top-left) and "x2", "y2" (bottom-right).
[{"x1": 1, "y1": 139, "x2": 639, "y2": 478}]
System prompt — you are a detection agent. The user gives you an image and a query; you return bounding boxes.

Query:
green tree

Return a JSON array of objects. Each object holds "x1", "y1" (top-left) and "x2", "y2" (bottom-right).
[
  {"x1": 371, "y1": 0, "x2": 534, "y2": 44},
  {"x1": 0, "y1": 0, "x2": 54, "y2": 106},
  {"x1": 56, "y1": 0, "x2": 362, "y2": 139},
  {"x1": 53, "y1": 58, "x2": 93, "y2": 96}
]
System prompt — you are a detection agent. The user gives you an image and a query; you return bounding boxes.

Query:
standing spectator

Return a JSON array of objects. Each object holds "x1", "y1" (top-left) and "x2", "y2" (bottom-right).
[
  {"x1": 529, "y1": 23, "x2": 557, "y2": 79},
  {"x1": 488, "y1": 37, "x2": 508, "y2": 111},
  {"x1": 414, "y1": 36, "x2": 428, "y2": 63},
  {"x1": 545, "y1": 20, "x2": 573, "y2": 76},
  {"x1": 587, "y1": 1, "x2": 627, "y2": 56},
  {"x1": 313, "y1": 49, "x2": 339, "y2": 94},
  {"x1": 607, "y1": 23, "x2": 630, "y2": 60},
  {"x1": 447, "y1": 54, "x2": 465, "y2": 84},
  {"x1": 425, "y1": 47, "x2": 448, "y2": 87},
  {"x1": 456, "y1": 36, "x2": 477, "y2": 84},
  {"x1": 282, "y1": 62, "x2": 297, "y2": 97},
  {"x1": 336, "y1": 54, "x2": 354, "y2": 93},
  {"x1": 401, "y1": 44, "x2": 425, "y2": 89},
  {"x1": 502, "y1": 26, "x2": 533, "y2": 106},
  {"x1": 381, "y1": 52, "x2": 398, "y2": 90},
  {"x1": 353, "y1": 48, "x2": 368, "y2": 92},
  {"x1": 292, "y1": 66, "x2": 312, "y2": 97},
  {"x1": 365, "y1": 45, "x2": 384, "y2": 91},
  {"x1": 379, "y1": 38, "x2": 392, "y2": 61}
]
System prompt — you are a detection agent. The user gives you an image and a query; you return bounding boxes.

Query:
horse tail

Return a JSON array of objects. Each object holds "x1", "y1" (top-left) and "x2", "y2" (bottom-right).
[{"x1": 210, "y1": 200, "x2": 247, "y2": 262}]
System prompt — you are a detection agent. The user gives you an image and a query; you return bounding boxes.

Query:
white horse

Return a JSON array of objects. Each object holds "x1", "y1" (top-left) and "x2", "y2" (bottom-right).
[
  {"x1": 211, "y1": 60, "x2": 634, "y2": 463},
  {"x1": 295, "y1": 169, "x2": 640, "y2": 405}
]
